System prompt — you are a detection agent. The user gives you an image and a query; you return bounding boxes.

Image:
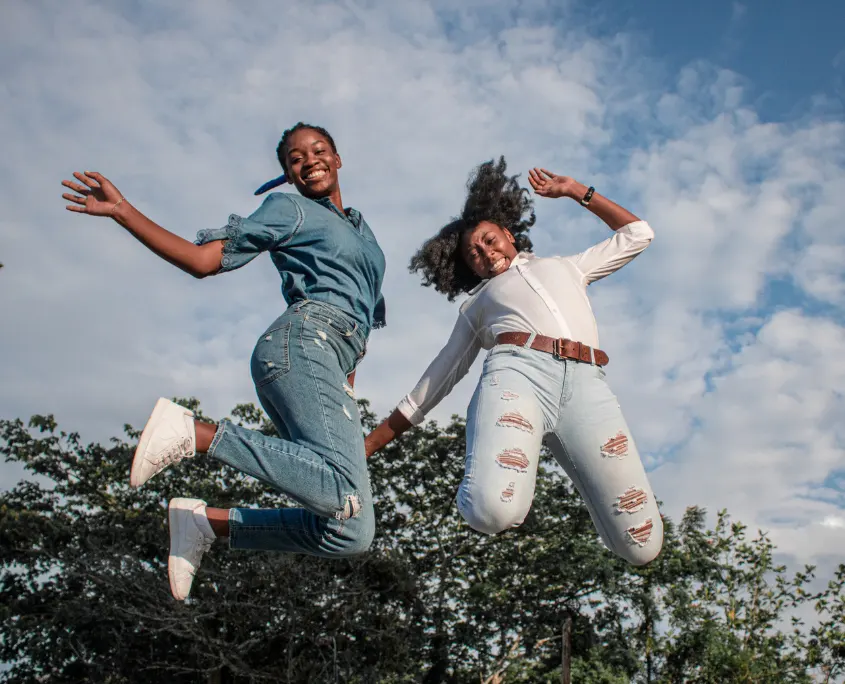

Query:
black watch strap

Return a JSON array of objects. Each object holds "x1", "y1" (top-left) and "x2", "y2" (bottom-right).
[{"x1": 580, "y1": 186, "x2": 595, "y2": 206}]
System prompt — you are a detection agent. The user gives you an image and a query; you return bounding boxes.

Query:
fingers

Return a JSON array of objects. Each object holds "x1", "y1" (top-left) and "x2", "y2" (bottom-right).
[
  {"x1": 62, "y1": 179, "x2": 90, "y2": 194},
  {"x1": 62, "y1": 192, "x2": 87, "y2": 205},
  {"x1": 85, "y1": 171, "x2": 107, "y2": 183},
  {"x1": 73, "y1": 171, "x2": 99, "y2": 189},
  {"x1": 65, "y1": 204, "x2": 88, "y2": 213},
  {"x1": 540, "y1": 168, "x2": 556, "y2": 179},
  {"x1": 528, "y1": 168, "x2": 550, "y2": 195}
]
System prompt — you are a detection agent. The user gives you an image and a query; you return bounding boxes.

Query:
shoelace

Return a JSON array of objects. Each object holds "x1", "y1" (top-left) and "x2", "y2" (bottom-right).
[
  {"x1": 187, "y1": 524, "x2": 215, "y2": 568},
  {"x1": 190, "y1": 534, "x2": 214, "y2": 561},
  {"x1": 156, "y1": 437, "x2": 193, "y2": 469}
]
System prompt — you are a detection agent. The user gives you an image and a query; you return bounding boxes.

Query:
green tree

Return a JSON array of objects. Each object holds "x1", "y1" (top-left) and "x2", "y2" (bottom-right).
[
  {"x1": 2, "y1": 400, "x2": 843, "y2": 683},
  {"x1": 648, "y1": 511, "x2": 845, "y2": 683},
  {"x1": 0, "y1": 403, "x2": 425, "y2": 683}
]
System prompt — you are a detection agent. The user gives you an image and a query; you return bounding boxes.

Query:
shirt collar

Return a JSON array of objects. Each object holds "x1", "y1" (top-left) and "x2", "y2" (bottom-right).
[
  {"x1": 315, "y1": 196, "x2": 362, "y2": 228},
  {"x1": 467, "y1": 251, "x2": 534, "y2": 295}
]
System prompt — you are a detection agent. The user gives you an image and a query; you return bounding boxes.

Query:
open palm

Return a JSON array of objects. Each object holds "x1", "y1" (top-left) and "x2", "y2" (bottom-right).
[
  {"x1": 528, "y1": 168, "x2": 578, "y2": 199},
  {"x1": 61, "y1": 171, "x2": 124, "y2": 217}
]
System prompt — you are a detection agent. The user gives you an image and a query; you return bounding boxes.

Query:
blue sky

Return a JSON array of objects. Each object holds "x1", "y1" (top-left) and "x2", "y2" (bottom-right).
[
  {"x1": 436, "y1": 0, "x2": 845, "y2": 121},
  {"x1": 600, "y1": 0, "x2": 845, "y2": 121},
  {"x1": 1, "y1": 0, "x2": 843, "y2": 579}
]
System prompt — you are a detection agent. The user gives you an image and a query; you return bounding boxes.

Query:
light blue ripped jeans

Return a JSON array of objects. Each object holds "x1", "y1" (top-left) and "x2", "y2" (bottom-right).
[
  {"x1": 458, "y1": 341, "x2": 663, "y2": 565},
  {"x1": 207, "y1": 301, "x2": 373, "y2": 557}
]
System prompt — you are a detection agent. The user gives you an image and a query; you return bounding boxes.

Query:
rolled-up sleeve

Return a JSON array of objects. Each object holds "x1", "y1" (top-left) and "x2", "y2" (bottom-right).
[
  {"x1": 566, "y1": 220, "x2": 654, "y2": 285},
  {"x1": 195, "y1": 193, "x2": 301, "y2": 273},
  {"x1": 396, "y1": 313, "x2": 482, "y2": 426}
]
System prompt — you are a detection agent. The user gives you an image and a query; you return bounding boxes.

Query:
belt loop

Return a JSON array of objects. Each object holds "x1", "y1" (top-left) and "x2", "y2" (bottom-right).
[
  {"x1": 589, "y1": 346, "x2": 596, "y2": 365},
  {"x1": 523, "y1": 331, "x2": 537, "y2": 349}
]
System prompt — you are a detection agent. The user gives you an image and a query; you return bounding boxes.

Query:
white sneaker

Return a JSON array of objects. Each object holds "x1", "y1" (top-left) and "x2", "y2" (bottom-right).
[
  {"x1": 131, "y1": 398, "x2": 196, "y2": 488},
  {"x1": 168, "y1": 497, "x2": 216, "y2": 601}
]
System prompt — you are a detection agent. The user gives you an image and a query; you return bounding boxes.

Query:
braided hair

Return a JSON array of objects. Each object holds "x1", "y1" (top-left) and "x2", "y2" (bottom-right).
[
  {"x1": 409, "y1": 156, "x2": 535, "y2": 301},
  {"x1": 275, "y1": 123, "x2": 338, "y2": 175}
]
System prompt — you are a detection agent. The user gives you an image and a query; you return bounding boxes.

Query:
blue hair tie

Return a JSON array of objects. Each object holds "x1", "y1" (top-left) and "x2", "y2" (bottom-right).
[{"x1": 254, "y1": 173, "x2": 287, "y2": 195}]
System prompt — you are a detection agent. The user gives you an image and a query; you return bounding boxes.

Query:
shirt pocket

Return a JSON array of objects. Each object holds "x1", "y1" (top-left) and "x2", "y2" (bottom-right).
[{"x1": 250, "y1": 319, "x2": 293, "y2": 387}]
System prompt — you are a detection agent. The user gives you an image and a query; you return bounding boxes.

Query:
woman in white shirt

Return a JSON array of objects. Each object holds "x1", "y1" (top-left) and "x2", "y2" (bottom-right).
[{"x1": 366, "y1": 158, "x2": 662, "y2": 565}]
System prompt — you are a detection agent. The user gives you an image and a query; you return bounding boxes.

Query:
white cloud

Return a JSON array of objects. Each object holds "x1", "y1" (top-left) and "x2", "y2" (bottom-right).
[
  {"x1": 650, "y1": 310, "x2": 845, "y2": 559},
  {"x1": 822, "y1": 516, "x2": 845, "y2": 529},
  {"x1": 1, "y1": 0, "x2": 843, "y2": 569}
]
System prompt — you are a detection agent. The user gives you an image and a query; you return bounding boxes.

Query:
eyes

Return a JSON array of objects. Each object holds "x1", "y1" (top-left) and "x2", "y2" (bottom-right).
[
  {"x1": 288, "y1": 147, "x2": 329, "y2": 167},
  {"x1": 467, "y1": 234, "x2": 496, "y2": 261}
]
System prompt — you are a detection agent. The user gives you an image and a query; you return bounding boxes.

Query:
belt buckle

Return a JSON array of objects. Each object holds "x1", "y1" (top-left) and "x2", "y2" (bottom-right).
[{"x1": 552, "y1": 338, "x2": 563, "y2": 360}]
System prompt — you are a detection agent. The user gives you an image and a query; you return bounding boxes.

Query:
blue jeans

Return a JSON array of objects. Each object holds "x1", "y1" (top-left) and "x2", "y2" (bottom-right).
[
  {"x1": 458, "y1": 341, "x2": 663, "y2": 565},
  {"x1": 207, "y1": 301, "x2": 373, "y2": 557}
]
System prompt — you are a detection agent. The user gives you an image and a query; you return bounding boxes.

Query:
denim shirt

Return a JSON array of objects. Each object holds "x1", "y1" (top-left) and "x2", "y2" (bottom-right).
[{"x1": 196, "y1": 193, "x2": 386, "y2": 333}]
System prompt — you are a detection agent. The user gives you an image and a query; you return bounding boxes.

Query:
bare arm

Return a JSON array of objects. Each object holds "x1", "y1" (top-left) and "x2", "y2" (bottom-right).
[
  {"x1": 62, "y1": 171, "x2": 223, "y2": 278},
  {"x1": 364, "y1": 409, "x2": 413, "y2": 459},
  {"x1": 528, "y1": 168, "x2": 640, "y2": 231},
  {"x1": 366, "y1": 312, "x2": 482, "y2": 459}
]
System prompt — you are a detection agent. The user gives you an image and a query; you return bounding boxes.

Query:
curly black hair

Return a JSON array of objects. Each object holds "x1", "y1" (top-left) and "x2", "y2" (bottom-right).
[
  {"x1": 409, "y1": 156, "x2": 535, "y2": 301},
  {"x1": 275, "y1": 122, "x2": 338, "y2": 176}
]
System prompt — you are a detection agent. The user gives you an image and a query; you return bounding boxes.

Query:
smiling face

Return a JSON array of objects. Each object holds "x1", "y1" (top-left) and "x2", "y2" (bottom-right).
[
  {"x1": 283, "y1": 128, "x2": 342, "y2": 199},
  {"x1": 460, "y1": 220, "x2": 519, "y2": 280}
]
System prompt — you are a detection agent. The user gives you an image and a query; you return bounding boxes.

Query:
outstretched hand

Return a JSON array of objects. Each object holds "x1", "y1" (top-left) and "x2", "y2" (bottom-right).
[
  {"x1": 61, "y1": 171, "x2": 125, "y2": 217},
  {"x1": 528, "y1": 168, "x2": 579, "y2": 199}
]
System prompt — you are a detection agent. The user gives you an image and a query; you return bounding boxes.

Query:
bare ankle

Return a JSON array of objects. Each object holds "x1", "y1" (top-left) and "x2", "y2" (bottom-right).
[
  {"x1": 194, "y1": 420, "x2": 218, "y2": 453},
  {"x1": 205, "y1": 507, "x2": 230, "y2": 539}
]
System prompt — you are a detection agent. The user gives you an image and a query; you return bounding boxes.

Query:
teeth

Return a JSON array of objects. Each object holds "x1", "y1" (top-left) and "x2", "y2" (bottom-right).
[
  {"x1": 490, "y1": 258, "x2": 506, "y2": 274},
  {"x1": 304, "y1": 169, "x2": 327, "y2": 181}
]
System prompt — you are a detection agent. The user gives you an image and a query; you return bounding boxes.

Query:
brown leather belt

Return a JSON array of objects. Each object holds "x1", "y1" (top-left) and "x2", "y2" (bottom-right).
[{"x1": 495, "y1": 332, "x2": 609, "y2": 366}]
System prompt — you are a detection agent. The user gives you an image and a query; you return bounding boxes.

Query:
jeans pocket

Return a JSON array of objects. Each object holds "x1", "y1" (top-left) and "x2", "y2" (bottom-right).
[
  {"x1": 302, "y1": 307, "x2": 357, "y2": 338},
  {"x1": 483, "y1": 345, "x2": 519, "y2": 374},
  {"x1": 251, "y1": 320, "x2": 292, "y2": 388}
]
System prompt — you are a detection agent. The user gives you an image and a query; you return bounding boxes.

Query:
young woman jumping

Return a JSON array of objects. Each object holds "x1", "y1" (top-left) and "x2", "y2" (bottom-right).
[
  {"x1": 61, "y1": 123, "x2": 386, "y2": 599},
  {"x1": 365, "y1": 158, "x2": 662, "y2": 565}
]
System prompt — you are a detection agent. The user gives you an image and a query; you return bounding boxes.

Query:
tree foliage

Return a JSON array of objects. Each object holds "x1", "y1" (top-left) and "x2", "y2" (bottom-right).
[{"x1": 1, "y1": 400, "x2": 843, "y2": 683}]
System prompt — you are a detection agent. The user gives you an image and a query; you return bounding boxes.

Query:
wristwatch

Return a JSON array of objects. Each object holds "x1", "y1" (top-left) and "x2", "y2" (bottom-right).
[{"x1": 580, "y1": 186, "x2": 595, "y2": 207}]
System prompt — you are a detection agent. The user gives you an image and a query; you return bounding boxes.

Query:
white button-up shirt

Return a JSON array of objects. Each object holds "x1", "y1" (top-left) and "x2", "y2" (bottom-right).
[{"x1": 396, "y1": 220, "x2": 654, "y2": 426}]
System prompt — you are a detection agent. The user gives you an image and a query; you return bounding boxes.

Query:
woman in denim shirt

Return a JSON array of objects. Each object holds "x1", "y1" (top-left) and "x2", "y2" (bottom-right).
[{"x1": 61, "y1": 123, "x2": 386, "y2": 600}]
